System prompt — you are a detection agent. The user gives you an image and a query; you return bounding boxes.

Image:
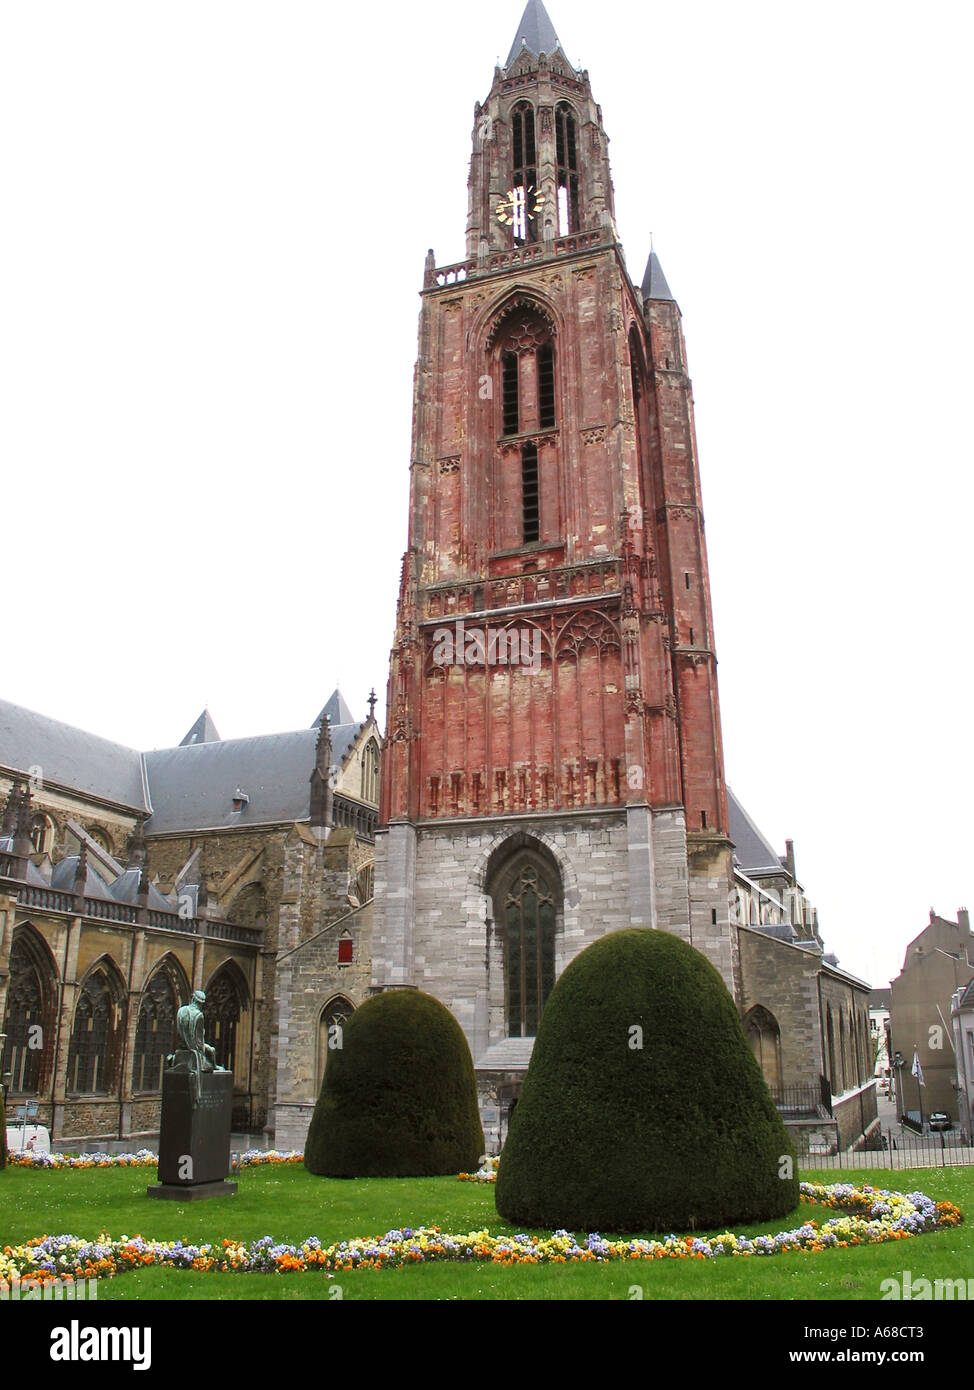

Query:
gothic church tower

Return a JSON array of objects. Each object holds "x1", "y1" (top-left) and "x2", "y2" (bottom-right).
[{"x1": 373, "y1": 0, "x2": 737, "y2": 1138}]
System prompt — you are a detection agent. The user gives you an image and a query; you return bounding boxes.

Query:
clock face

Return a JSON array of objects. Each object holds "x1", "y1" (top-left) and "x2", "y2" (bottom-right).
[{"x1": 495, "y1": 185, "x2": 544, "y2": 226}]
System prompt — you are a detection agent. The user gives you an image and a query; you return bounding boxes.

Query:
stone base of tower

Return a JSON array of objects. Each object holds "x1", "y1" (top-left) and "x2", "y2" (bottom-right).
[
  {"x1": 687, "y1": 831, "x2": 739, "y2": 999},
  {"x1": 370, "y1": 806, "x2": 740, "y2": 1079}
]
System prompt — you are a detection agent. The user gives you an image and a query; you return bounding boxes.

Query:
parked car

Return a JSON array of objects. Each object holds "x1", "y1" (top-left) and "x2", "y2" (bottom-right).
[{"x1": 928, "y1": 1112, "x2": 952, "y2": 1131}]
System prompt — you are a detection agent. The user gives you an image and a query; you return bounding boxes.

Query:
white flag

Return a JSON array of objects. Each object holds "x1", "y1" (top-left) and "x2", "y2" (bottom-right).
[{"x1": 911, "y1": 1050, "x2": 925, "y2": 1086}]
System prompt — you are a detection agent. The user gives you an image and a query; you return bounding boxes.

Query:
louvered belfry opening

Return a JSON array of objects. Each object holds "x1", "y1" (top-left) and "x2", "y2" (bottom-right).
[
  {"x1": 521, "y1": 442, "x2": 540, "y2": 542},
  {"x1": 555, "y1": 102, "x2": 579, "y2": 234},
  {"x1": 511, "y1": 101, "x2": 538, "y2": 243}
]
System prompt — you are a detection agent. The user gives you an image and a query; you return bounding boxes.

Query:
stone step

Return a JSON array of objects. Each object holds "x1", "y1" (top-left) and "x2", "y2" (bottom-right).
[{"x1": 476, "y1": 1038, "x2": 536, "y2": 1070}]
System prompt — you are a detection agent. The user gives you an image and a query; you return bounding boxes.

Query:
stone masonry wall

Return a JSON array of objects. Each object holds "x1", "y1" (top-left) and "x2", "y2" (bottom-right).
[
  {"x1": 272, "y1": 902, "x2": 373, "y2": 1153},
  {"x1": 738, "y1": 926, "x2": 824, "y2": 1088}
]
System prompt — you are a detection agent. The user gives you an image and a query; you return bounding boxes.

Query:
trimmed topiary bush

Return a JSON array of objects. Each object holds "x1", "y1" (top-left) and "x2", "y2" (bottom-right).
[
  {"x1": 495, "y1": 928, "x2": 798, "y2": 1232},
  {"x1": 304, "y1": 989, "x2": 484, "y2": 1178}
]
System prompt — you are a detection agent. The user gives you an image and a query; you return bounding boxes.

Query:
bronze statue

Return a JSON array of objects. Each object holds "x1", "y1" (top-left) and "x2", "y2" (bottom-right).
[
  {"x1": 167, "y1": 989, "x2": 225, "y2": 1106},
  {"x1": 176, "y1": 990, "x2": 220, "y2": 1072}
]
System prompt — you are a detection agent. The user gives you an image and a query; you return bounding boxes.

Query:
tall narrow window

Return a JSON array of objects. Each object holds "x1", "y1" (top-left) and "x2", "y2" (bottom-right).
[
  {"x1": 555, "y1": 103, "x2": 579, "y2": 235},
  {"x1": 317, "y1": 998, "x2": 354, "y2": 1091},
  {"x1": 502, "y1": 351, "x2": 519, "y2": 434},
  {"x1": 504, "y1": 862, "x2": 556, "y2": 1037},
  {"x1": 511, "y1": 102, "x2": 538, "y2": 244},
  {"x1": 1, "y1": 931, "x2": 56, "y2": 1095},
  {"x1": 30, "y1": 814, "x2": 53, "y2": 855},
  {"x1": 521, "y1": 442, "x2": 539, "y2": 542},
  {"x1": 133, "y1": 968, "x2": 179, "y2": 1092},
  {"x1": 537, "y1": 344, "x2": 555, "y2": 428},
  {"x1": 204, "y1": 968, "x2": 244, "y2": 1074},
  {"x1": 360, "y1": 739, "x2": 379, "y2": 803},
  {"x1": 67, "y1": 969, "x2": 121, "y2": 1095}
]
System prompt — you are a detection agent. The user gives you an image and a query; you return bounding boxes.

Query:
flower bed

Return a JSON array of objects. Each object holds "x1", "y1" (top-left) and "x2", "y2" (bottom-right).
[
  {"x1": 458, "y1": 1156, "x2": 499, "y2": 1183},
  {"x1": 6, "y1": 1148, "x2": 302, "y2": 1170},
  {"x1": 0, "y1": 1183, "x2": 961, "y2": 1285}
]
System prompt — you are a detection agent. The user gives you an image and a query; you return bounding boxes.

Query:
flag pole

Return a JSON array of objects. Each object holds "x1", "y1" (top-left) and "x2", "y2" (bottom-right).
[{"x1": 914, "y1": 1043, "x2": 924, "y2": 1132}]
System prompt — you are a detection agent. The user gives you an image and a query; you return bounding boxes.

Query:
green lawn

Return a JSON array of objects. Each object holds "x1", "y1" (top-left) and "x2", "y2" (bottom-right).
[{"x1": 1, "y1": 1163, "x2": 970, "y2": 1301}]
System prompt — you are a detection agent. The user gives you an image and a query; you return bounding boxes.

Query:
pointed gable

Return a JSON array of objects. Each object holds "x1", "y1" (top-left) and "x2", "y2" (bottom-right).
[
  {"x1": 313, "y1": 689, "x2": 356, "y2": 729},
  {"x1": 179, "y1": 709, "x2": 221, "y2": 747}
]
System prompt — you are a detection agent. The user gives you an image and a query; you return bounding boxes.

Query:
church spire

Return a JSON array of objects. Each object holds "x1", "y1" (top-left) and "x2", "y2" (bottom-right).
[
  {"x1": 641, "y1": 249, "x2": 675, "y2": 303},
  {"x1": 505, "y1": 0, "x2": 564, "y2": 67}
]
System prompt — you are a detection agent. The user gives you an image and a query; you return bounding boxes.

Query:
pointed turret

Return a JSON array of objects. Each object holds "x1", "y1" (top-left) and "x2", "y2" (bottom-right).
[
  {"x1": 309, "y1": 715, "x2": 334, "y2": 830},
  {"x1": 313, "y1": 689, "x2": 355, "y2": 729},
  {"x1": 180, "y1": 709, "x2": 221, "y2": 747},
  {"x1": 641, "y1": 249, "x2": 675, "y2": 302},
  {"x1": 506, "y1": 0, "x2": 564, "y2": 66}
]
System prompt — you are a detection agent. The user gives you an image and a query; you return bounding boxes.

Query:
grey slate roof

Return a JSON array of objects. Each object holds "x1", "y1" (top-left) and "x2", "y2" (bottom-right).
[
  {"x1": 727, "y1": 787, "x2": 785, "y2": 875},
  {"x1": 141, "y1": 712, "x2": 362, "y2": 835},
  {"x1": 0, "y1": 690, "x2": 367, "y2": 836},
  {"x1": 180, "y1": 709, "x2": 221, "y2": 747},
  {"x1": 0, "y1": 699, "x2": 149, "y2": 811},
  {"x1": 110, "y1": 866, "x2": 173, "y2": 911},
  {"x1": 143, "y1": 732, "x2": 319, "y2": 834},
  {"x1": 641, "y1": 250, "x2": 675, "y2": 302},
  {"x1": 506, "y1": 0, "x2": 564, "y2": 66},
  {"x1": 50, "y1": 855, "x2": 115, "y2": 901}
]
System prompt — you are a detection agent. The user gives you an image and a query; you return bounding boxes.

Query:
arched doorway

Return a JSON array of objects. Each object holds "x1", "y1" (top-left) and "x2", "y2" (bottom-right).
[
  {"x1": 744, "y1": 1004, "x2": 783, "y2": 1093},
  {"x1": 316, "y1": 996, "x2": 355, "y2": 1095}
]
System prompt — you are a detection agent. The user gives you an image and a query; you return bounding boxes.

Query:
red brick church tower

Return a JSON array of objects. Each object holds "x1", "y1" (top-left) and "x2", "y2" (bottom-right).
[{"x1": 373, "y1": 0, "x2": 737, "y2": 1140}]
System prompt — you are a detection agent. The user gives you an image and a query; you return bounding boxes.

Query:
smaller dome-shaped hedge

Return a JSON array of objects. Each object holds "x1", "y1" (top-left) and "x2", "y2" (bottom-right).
[
  {"x1": 495, "y1": 929, "x2": 798, "y2": 1232},
  {"x1": 304, "y1": 989, "x2": 484, "y2": 1178}
]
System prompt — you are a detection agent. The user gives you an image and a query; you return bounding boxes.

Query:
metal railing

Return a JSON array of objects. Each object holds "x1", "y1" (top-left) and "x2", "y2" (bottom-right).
[
  {"x1": 798, "y1": 1125, "x2": 974, "y2": 1171},
  {"x1": 772, "y1": 1084, "x2": 825, "y2": 1117}
]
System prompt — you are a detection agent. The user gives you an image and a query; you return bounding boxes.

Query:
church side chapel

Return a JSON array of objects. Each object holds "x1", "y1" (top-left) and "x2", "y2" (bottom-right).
[
  {"x1": 0, "y1": 689, "x2": 379, "y2": 1144},
  {"x1": 369, "y1": 0, "x2": 875, "y2": 1157}
]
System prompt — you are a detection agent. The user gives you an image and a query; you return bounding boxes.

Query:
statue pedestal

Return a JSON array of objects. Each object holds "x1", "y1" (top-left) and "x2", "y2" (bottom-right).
[{"x1": 147, "y1": 1065, "x2": 237, "y2": 1201}]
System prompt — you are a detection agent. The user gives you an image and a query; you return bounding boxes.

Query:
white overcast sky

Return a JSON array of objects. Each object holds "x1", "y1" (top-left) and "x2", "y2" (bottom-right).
[{"x1": 2, "y1": 1, "x2": 971, "y2": 989}]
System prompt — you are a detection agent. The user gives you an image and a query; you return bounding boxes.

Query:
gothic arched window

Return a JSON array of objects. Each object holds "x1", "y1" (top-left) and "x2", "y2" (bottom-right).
[
  {"x1": 838, "y1": 1011, "x2": 847, "y2": 1093},
  {"x1": 361, "y1": 739, "x2": 379, "y2": 804},
  {"x1": 30, "y1": 814, "x2": 54, "y2": 856},
  {"x1": 510, "y1": 102, "x2": 538, "y2": 243},
  {"x1": 502, "y1": 859, "x2": 557, "y2": 1037},
  {"x1": 826, "y1": 1005, "x2": 837, "y2": 1096},
  {"x1": 204, "y1": 967, "x2": 246, "y2": 1074},
  {"x1": 133, "y1": 966, "x2": 181, "y2": 1092},
  {"x1": 87, "y1": 826, "x2": 113, "y2": 855},
  {"x1": 1, "y1": 927, "x2": 58, "y2": 1095},
  {"x1": 316, "y1": 996, "x2": 354, "y2": 1091},
  {"x1": 555, "y1": 102, "x2": 579, "y2": 235},
  {"x1": 495, "y1": 311, "x2": 556, "y2": 438},
  {"x1": 66, "y1": 965, "x2": 123, "y2": 1095}
]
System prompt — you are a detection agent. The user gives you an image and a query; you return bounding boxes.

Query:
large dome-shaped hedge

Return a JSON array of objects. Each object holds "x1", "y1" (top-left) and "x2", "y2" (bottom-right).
[
  {"x1": 495, "y1": 929, "x2": 798, "y2": 1231},
  {"x1": 304, "y1": 989, "x2": 484, "y2": 1177}
]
